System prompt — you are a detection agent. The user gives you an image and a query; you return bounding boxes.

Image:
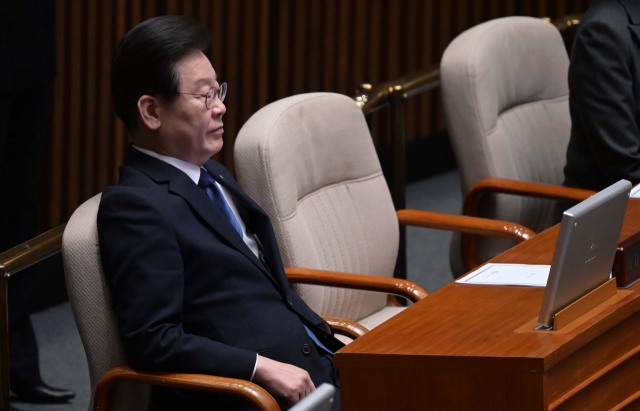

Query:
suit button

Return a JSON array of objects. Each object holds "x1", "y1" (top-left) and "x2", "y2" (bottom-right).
[
  {"x1": 288, "y1": 300, "x2": 293, "y2": 306},
  {"x1": 302, "y1": 344, "x2": 312, "y2": 355}
]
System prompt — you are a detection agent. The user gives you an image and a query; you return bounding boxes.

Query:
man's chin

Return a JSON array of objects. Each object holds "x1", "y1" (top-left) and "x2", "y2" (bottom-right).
[{"x1": 204, "y1": 141, "x2": 223, "y2": 160}]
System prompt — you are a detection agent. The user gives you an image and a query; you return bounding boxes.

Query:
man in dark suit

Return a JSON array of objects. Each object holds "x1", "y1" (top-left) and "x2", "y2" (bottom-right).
[
  {"x1": 563, "y1": 0, "x2": 640, "y2": 191},
  {"x1": 98, "y1": 15, "x2": 342, "y2": 410}
]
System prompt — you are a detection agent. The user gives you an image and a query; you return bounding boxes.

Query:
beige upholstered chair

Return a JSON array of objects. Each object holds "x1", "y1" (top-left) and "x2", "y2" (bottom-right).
[
  {"x1": 62, "y1": 194, "x2": 279, "y2": 411},
  {"x1": 440, "y1": 17, "x2": 595, "y2": 275},
  {"x1": 235, "y1": 92, "x2": 534, "y2": 334}
]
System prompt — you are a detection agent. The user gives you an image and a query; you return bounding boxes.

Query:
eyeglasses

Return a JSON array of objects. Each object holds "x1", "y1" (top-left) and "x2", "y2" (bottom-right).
[{"x1": 178, "y1": 82, "x2": 227, "y2": 109}]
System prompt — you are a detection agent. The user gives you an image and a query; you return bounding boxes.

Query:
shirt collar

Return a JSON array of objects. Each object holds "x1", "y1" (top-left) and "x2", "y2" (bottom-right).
[{"x1": 132, "y1": 145, "x2": 202, "y2": 185}]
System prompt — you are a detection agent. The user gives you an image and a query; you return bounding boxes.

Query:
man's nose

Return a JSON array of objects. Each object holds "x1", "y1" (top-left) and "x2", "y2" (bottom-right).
[{"x1": 211, "y1": 100, "x2": 226, "y2": 117}]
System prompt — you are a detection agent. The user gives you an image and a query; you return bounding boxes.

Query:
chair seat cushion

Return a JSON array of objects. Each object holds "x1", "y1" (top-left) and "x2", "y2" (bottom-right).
[
  {"x1": 336, "y1": 307, "x2": 407, "y2": 344},
  {"x1": 358, "y1": 306, "x2": 406, "y2": 330},
  {"x1": 335, "y1": 306, "x2": 406, "y2": 345}
]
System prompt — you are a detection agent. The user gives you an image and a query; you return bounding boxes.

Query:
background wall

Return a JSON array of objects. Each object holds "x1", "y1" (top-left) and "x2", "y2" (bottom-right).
[{"x1": 43, "y1": 0, "x2": 596, "y2": 228}]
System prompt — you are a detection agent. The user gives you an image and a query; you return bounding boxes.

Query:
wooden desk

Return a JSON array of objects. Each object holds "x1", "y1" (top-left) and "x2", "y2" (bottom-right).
[{"x1": 336, "y1": 200, "x2": 640, "y2": 411}]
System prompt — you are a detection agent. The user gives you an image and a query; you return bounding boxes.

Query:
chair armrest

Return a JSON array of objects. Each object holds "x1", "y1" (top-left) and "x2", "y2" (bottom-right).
[
  {"x1": 458, "y1": 178, "x2": 595, "y2": 271},
  {"x1": 396, "y1": 209, "x2": 535, "y2": 243},
  {"x1": 464, "y1": 177, "x2": 596, "y2": 217},
  {"x1": 323, "y1": 316, "x2": 369, "y2": 340},
  {"x1": 397, "y1": 209, "x2": 536, "y2": 272},
  {"x1": 285, "y1": 267, "x2": 427, "y2": 303},
  {"x1": 94, "y1": 365, "x2": 279, "y2": 411}
]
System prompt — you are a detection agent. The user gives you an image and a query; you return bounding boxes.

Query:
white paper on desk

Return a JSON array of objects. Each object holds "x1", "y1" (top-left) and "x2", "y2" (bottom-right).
[
  {"x1": 455, "y1": 263, "x2": 551, "y2": 287},
  {"x1": 631, "y1": 185, "x2": 640, "y2": 198}
]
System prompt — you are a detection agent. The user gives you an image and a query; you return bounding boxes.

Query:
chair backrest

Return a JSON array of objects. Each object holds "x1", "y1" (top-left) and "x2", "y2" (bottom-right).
[
  {"x1": 441, "y1": 17, "x2": 570, "y2": 263},
  {"x1": 62, "y1": 194, "x2": 148, "y2": 411},
  {"x1": 235, "y1": 93, "x2": 398, "y2": 321}
]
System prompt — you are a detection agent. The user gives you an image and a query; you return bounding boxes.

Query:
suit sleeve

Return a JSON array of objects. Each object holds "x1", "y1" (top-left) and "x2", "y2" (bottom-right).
[
  {"x1": 569, "y1": 20, "x2": 640, "y2": 183},
  {"x1": 97, "y1": 188, "x2": 257, "y2": 380}
]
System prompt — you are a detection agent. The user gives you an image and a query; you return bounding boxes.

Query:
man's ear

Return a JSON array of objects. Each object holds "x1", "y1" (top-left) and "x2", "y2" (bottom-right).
[{"x1": 137, "y1": 95, "x2": 161, "y2": 131}]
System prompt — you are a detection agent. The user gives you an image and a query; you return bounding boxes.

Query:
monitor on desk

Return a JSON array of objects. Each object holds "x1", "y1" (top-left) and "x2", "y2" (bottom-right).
[{"x1": 537, "y1": 180, "x2": 632, "y2": 329}]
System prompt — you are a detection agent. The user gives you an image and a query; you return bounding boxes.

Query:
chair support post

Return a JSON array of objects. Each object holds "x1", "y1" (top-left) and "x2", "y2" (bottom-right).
[
  {"x1": 389, "y1": 88, "x2": 407, "y2": 280},
  {"x1": 355, "y1": 68, "x2": 441, "y2": 281},
  {"x1": 0, "y1": 266, "x2": 9, "y2": 411}
]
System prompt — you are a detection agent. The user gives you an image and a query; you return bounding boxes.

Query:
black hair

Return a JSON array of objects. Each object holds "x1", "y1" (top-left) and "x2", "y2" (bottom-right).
[{"x1": 111, "y1": 15, "x2": 211, "y2": 133}]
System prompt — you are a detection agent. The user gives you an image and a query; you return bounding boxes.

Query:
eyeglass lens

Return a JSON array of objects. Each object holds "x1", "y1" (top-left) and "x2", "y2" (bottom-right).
[{"x1": 206, "y1": 83, "x2": 227, "y2": 109}]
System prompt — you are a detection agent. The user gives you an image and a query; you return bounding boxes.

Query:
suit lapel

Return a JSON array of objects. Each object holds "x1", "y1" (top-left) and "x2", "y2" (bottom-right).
[
  {"x1": 623, "y1": 0, "x2": 640, "y2": 56},
  {"x1": 629, "y1": 26, "x2": 640, "y2": 50},
  {"x1": 620, "y1": 0, "x2": 640, "y2": 25},
  {"x1": 172, "y1": 177, "x2": 284, "y2": 290},
  {"x1": 125, "y1": 148, "x2": 282, "y2": 290},
  {"x1": 612, "y1": 0, "x2": 640, "y2": 104},
  {"x1": 203, "y1": 162, "x2": 269, "y2": 216},
  {"x1": 203, "y1": 161, "x2": 290, "y2": 290}
]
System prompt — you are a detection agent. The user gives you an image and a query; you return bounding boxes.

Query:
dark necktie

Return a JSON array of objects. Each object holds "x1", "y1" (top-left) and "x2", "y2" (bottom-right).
[
  {"x1": 198, "y1": 169, "x2": 243, "y2": 239},
  {"x1": 199, "y1": 170, "x2": 331, "y2": 354},
  {"x1": 304, "y1": 325, "x2": 333, "y2": 354}
]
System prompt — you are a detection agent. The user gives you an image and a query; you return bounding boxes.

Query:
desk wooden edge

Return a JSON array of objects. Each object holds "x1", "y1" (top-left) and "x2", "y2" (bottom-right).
[{"x1": 515, "y1": 283, "x2": 634, "y2": 334}]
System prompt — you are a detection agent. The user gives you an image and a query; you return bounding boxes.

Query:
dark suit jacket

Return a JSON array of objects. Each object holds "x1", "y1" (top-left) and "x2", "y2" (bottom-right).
[
  {"x1": 563, "y1": 0, "x2": 640, "y2": 191},
  {"x1": 98, "y1": 148, "x2": 343, "y2": 404}
]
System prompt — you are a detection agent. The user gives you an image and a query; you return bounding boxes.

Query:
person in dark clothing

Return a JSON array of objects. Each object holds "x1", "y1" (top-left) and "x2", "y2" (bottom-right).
[
  {"x1": 563, "y1": 0, "x2": 640, "y2": 191},
  {"x1": 98, "y1": 16, "x2": 341, "y2": 410},
  {"x1": 0, "y1": 0, "x2": 75, "y2": 403}
]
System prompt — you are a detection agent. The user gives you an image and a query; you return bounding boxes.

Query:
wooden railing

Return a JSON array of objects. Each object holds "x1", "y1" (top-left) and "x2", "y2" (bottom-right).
[
  {"x1": 0, "y1": 225, "x2": 66, "y2": 410},
  {"x1": 353, "y1": 67, "x2": 441, "y2": 280}
]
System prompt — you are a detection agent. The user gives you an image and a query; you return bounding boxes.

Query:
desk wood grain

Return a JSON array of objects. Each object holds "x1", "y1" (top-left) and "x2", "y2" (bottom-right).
[{"x1": 336, "y1": 199, "x2": 640, "y2": 411}]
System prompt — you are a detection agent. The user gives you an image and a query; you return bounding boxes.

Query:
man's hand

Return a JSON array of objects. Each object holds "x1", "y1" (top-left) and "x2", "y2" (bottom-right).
[{"x1": 252, "y1": 355, "x2": 315, "y2": 408}]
